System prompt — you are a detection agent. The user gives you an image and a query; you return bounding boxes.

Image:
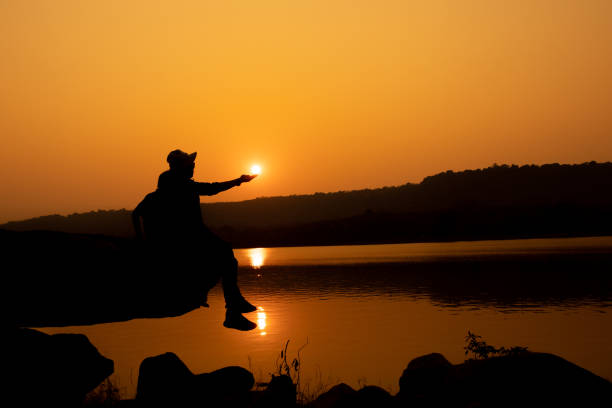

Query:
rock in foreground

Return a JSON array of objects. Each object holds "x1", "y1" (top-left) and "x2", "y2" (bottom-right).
[
  {"x1": 8, "y1": 328, "x2": 114, "y2": 407},
  {"x1": 136, "y1": 352, "x2": 255, "y2": 407},
  {"x1": 4, "y1": 229, "x2": 213, "y2": 327},
  {"x1": 398, "y1": 351, "x2": 612, "y2": 407}
]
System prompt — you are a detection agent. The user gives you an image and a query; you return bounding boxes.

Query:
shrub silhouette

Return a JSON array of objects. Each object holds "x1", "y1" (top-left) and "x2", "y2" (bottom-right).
[{"x1": 464, "y1": 331, "x2": 528, "y2": 360}]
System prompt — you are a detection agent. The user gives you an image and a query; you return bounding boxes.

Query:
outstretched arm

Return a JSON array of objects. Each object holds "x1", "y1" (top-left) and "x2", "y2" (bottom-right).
[{"x1": 195, "y1": 174, "x2": 257, "y2": 196}]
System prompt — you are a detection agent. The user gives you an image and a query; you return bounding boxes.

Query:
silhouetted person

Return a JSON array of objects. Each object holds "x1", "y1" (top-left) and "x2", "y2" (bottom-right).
[{"x1": 133, "y1": 149, "x2": 258, "y2": 331}]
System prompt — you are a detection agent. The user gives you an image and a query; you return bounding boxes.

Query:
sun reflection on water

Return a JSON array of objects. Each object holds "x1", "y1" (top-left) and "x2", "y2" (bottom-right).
[
  {"x1": 257, "y1": 307, "x2": 267, "y2": 336},
  {"x1": 248, "y1": 247, "x2": 266, "y2": 269}
]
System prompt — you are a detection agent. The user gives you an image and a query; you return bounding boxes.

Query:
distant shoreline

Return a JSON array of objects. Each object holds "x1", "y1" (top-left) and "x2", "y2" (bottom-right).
[
  {"x1": 3, "y1": 162, "x2": 612, "y2": 248},
  {"x1": 3, "y1": 227, "x2": 612, "y2": 250},
  {"x1": 229, "y1": 232, "x2": 612, "y2": 250}
]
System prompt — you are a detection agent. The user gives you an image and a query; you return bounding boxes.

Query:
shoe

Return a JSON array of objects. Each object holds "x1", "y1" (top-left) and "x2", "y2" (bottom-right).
[
  {"x1": 226, "y1": 296, "x2": 257, "y2": 313},
  {"x1": 223, "y1": 311, "x2": 257, "y2": 331}
]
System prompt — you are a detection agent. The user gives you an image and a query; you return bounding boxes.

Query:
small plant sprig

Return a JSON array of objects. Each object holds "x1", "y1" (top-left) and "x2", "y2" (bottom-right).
[
  {"x1": 464, "y1": 331, "x2": 528, "y2": 360},
  {"x1": 271, "y1": 339, "x2": 310, "y2": 404},
  {"x1": 275, "y1": 339, "x2": 308, "y2": 384}
]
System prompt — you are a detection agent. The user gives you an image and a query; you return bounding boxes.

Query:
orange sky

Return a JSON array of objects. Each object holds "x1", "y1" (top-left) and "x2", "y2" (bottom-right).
[{"x1": 1, "y1": 1, "x2": 611, "y2": 223}]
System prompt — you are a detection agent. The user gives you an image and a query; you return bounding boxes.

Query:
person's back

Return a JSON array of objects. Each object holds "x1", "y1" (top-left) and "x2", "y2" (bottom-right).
[
  {"x1": 156, "y1": 168, "x2": 208, "y2": 242},
  {"x1": 132, "y1": 192, "x2": 162, "y2": 240}
]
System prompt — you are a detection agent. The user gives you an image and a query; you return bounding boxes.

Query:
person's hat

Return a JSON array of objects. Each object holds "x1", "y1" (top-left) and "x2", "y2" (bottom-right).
[{"x1": 167, "y1": 149, "x2": 197, "y2": 167}]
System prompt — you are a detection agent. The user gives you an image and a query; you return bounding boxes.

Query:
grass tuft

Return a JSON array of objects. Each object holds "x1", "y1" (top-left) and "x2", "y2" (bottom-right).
[{"x1": 82, "y1": 378, "x2": 122, "y2": 407}]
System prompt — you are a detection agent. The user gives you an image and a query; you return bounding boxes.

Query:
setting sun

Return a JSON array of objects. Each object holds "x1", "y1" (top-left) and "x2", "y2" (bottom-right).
[{"x1": 250, "y1": 165, "x2": 262, "y2": 176}]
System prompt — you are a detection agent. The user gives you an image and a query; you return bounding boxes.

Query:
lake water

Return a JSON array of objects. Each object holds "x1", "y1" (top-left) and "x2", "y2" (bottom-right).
[{"x1": 40, "y1": 236, "x2": 612, "y2": 398}]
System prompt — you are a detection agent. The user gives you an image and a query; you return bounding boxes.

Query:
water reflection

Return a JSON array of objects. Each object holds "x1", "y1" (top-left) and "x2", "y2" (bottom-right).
[
  {"x1": 41, "y1": 284, "x2": 612, "y2": 400},
  {"x1": 39, "y1": 239, "x2": 612, "y2": 399},
  {"x1": 238, "y1": 254, "x2": 612, "y2": 310},
  {"x1": 248, "y1": 248, "x2": 266, "y2": 269},
  {"x1": 235, "y1": 237, "x2": 612, "y2": 267},
  {"x1": 257, "y1": 306, "x2": 267, "y2": 336}
]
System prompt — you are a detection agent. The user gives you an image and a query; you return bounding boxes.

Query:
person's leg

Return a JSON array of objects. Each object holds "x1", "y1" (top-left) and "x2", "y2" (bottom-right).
[
  {"x1": 191, "y1": 241, "x2": 222, "y2": 308},
  {"x1": 217, "y1": 242, "x2": 257, "y2": 312},
  {"x1": 221, "y1": 253, "x2": 257, "y2": 331},
  {"x1": 220, "y1": 253, "x2": 240, "y2": 303},
  {"x1": 209, "y1": 239, "x2": 257, "y2": 331}
]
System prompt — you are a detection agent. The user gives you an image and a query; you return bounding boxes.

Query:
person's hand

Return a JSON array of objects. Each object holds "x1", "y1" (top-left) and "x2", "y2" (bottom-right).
[{"x1": 239, "y1": 174, "x2": 257, "y2": 184}]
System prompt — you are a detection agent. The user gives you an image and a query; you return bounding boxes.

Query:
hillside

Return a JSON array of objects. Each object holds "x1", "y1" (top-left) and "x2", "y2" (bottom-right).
[{"x1": 3, "y1": 161, "x2": 612, "y2": 247}]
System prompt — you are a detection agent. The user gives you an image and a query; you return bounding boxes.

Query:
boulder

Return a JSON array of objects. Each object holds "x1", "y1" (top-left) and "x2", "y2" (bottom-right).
[
  {"x1": 398, "y1": 352, "x2": 453, "y2": 398},
  {"x1": 397, "y1": 351, "x2": 612, "y2": 407},
  {"x1": 136, "y1": 352, "x2": 254, "y2": 407},
  {"x1": 194, "y1": 366, "x2": 255, "y2": 407},
  {"x1": 252, "y1": 374, "x2": 297, "y2": 408},
  {"x1": 352, "y1": 386, "x2": 393, "y2": 408},
  {"x1": 9, "y1": 328, "x2": 114, "y2": 407},
  {"x1": 194, "y1": 366, "x2": 255, "y2": 394},
  {"x1": 451, "y1": 352, "x2": 612, "y2": 407},
  {"x1": 311, "y1": 383, "x2": 356, "y2": 408},
  {"x1": 310, "y1": 384, "x2": 393, "y2": 408},
  {"x1": 136, "y1": 352, "x2": 193, "y2": 405}
]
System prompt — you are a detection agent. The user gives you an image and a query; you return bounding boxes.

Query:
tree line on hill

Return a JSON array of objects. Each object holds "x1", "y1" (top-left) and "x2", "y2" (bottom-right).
[{"x1": 3, "y1": 161, "x2": 612, "y2": 247}]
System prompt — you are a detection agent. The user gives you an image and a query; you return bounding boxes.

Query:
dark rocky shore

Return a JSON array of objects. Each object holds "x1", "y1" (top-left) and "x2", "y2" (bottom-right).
[
  {"x1": 10, "y1": 328, "x2": 611, "y2": 408},
  {"x1": 3, "y1": 229, "x2": 209, "y2": 327}
]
